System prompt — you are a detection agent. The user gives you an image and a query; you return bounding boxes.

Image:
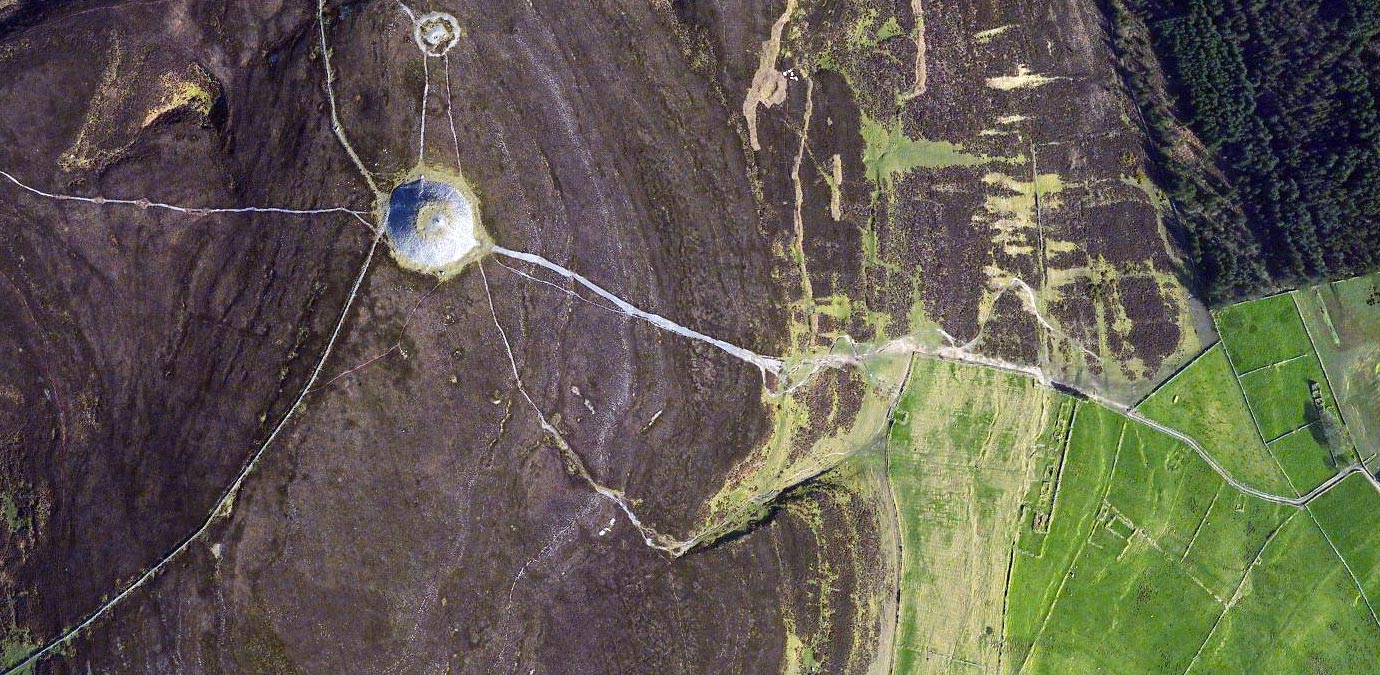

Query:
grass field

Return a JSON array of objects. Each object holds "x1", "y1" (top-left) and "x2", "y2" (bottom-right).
[
  {"x1": 1176, "y1": 490, "x2": 1290, "y2": 599},
  {"x1": 887, "y1": 357, "x2": 1066, "y2": 673},
  {"x1": 1142, "y1": 287, "x2": 1359, "y2": 496},
  {"x1": 1187, "y1": 503, "x2": 1380, "y2": 673},
  {"x1": 1215, "y1": 291, "x2": 1341, "y2": 451},
  {"x1": 1267, "y1": 427, "x2": 1346, "y2": 495},
  {"x1": 1308, "y1": 473, "x2": 1380, "y2": 600},
  {"x1": 1005, "y1": 403, "x2": 1122, "y2": 671},
  {"x1": 1102, "y1": 422, "x2": 1221, "y2": 557},
  {"x1": 1213, "y1": 286, "x2": 1357, "y2": 492},
  {"x1": 1010, "y1": 407, "x2": 1248, "y2": 673},
  {"x1": 1005, "y1": 398, "x2": 1380, "y2": 674},
  {"x1": 1237, "y1": 355, "x2": 1333, "y2": 442},
  {"x1": 1294, "y1": 274, "x2": 1380, "y2": 459},
  {"x1": 997, "y1": 283, "x2": 1380, "y2": 674},
  {"x1": 1138, "y1": 346, "x2": 1297, "y2": 496},
  {"x1": 1214, "y1": 293, "x2": 1310, "y2": 372}
]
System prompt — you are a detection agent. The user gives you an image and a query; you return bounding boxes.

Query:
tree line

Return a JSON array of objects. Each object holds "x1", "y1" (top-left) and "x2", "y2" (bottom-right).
[{"x1": 1106, "y1": 0, "x2": 1380, "y2": 302}]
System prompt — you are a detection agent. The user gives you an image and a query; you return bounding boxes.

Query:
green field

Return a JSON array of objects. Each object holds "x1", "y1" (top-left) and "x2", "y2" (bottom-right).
[
  {"x1": 1238, "y1": 355, "x2": 1334, "y2": 442},
  {"x1": 1177, "y1": 490, "x2": 1290, "y2": 599},
  {"x1": 1188, "y1": 506, "x2": 1380, "y2": 673},
  {"x1": 1143, "y1": 287, "x2": 1360, "y2": 496},
  {"x1": 1216, "y1": 291, "x2": 1346, "y2": 455},
  {"x1": 1015, "y1": 414, "x2": 1230, "y2": 670},
  {"x1": 1308, "y1": 474, "x2": 1380, "y2": 600},
  {"x1": 1009, "y1": 406, "x2": 1253, "y2": 673},
  {"x1": 887, "y1": 357, "x2": 1066, "y2": 673},
  {"x1": 1267, "y1": 427, "x2": 1347, "y2": 494},
  {"x1": 998, "y1": 283, "x2": 1380, "y2": 673},
  {"x1": 1294, "y1": 274, "x2": 1380, "y2": 459},
  {"x1": 882, "y1": 283, "x2": 1379, "y2": 674},
  {"x1": 1004, "y1": 397, "x2": 1380, "y2": 673},
  {"x1": 1138, "y1": 346, "x2": 1296, "y2": 496},
  {"x1": 1005, "y1": 403, "x2": 1123, "y2": 670},
  {"x1": 1214, "y1": 293, "x2": 1310, "y2": 372}
]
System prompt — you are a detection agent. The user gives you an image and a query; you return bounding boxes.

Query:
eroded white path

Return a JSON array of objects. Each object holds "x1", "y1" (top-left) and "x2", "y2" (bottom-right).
[
  {"x1": 0, "y1": 169, "x2": 369, "y2": 220},
  {"x1": 491, "y1": 245, "x2": 785, "y2": 376}
]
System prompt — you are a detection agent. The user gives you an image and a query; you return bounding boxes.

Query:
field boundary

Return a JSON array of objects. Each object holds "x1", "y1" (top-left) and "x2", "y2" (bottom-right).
[
  {"x1": 1016, "y1": 419, "x2": 1127, "y2": 674},
  {"x1": 1291, "y1": 292, "x2": 1354, "y2": 433},
  {"x1": 1303, "y1": 504, "x2": 1380, "y2": 630},
  {"x1": 1180, "y1": 508, "x2": 1302, "y2": 674},
  {"x1": 1042, "y1": 402, "x2": 1077, "y2": 545},
  {"x1": 1265, "y1": 420, "x2": 1319, "y2": 446},
  {"x1": 1216, "y1": 300, "x2": 1342, "y2": 498},
  {"x1": 1234, "y1": 352, "x2": 1307, "y2": 378},
  {"x1": 1129, "y1": 339, "x2": 1221, "y2": 409},
  {"x1": 1218, "y1": 342, "x2": 1270, "y2": 445},
  {"x1": 1179, "y1": 482, "x2": 1223, "y2": 563}
]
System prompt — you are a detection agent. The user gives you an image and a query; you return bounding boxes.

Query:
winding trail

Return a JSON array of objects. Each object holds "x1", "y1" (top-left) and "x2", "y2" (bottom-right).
[
  {"x1": 484, "y1": 239, "x2": 1376, "y2": 515},
  {"x1": 481, "y1": 241, "x2": 1374, "y2": 550},
  {"x1": 804, "y1": 330, "x2": 1369, "y2": 510},
  {"x1": 1123, "y1": 404, "x2": 1360, "y2": 507}
]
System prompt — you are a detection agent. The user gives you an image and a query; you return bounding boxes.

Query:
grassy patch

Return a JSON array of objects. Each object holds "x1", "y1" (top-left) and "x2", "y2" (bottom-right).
[
  {"x1": 1189, "y1": 510, "x2": 1380, "y2": 673},
  {"x1": 1005, "y1": 403, "x2": 1123, "y2": 671},
  {"x1": 1139, "y1": 345, "x2": 1296, "y2": 496},
  {"x1": 1293, "y1": 275, "x2": 1380, "y2": 458},
  {"x1": 875, "y1": 16, "x2": 903, "y2": 43},
  {"x1": 1104, "y1": 423, "x2": 1220, "y2": 559},
  {"x1": 1267, "y1": 427, "x2": 1345, "y2": 493},
  {"x1": 861, "y1": 117, "x2": 996, "y2": 190},
  {"x1": 1017, "y1": 411, "x2": 1237, "y2": 673},
  {"x1": 888, "y1": 358, "x2": 1061, "y2": 673},
  {"x1": 1214, "y1": 293, "x2": 1310, "y2": 373},
  {"x1": 1238, "y1": 355, "x2": 1333, "y2": 441},
  {"x1": 1, "y1": 492, "x2": 22, "y2": 534},
  {"x1": 1, "y1": 622, "x2": 35, "y2": 673},
  {"x1": 1308, "y1": 474, "x2": 1380, "y2": 600},
  {"x1": 1, "y1": 482, "x2": 32, "y2": 535},
  {"x1": 984, "y1": 65, "x2": 1062, "y2": 91},
  {"x1": 1178, "y1": 490, "x2": 1290, "y2": 598}
]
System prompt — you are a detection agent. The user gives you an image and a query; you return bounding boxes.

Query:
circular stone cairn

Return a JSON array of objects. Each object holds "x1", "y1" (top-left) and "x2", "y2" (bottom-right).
[
  {"x1": 413, "y1": 12, "x2": 461, "y2": 57},
  {"x1": 383, "y1": 176, "x2": 486, "y2": 277}
]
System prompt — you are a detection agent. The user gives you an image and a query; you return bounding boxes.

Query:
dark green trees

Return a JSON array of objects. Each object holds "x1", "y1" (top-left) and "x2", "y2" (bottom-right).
[{"x1": 1109, "y1": 0, "x2": 1380, "y2": 301}]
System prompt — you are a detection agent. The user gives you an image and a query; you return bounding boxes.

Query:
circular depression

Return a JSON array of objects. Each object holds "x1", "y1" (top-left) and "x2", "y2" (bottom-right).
[{"x1": 414, "y1": 12, "x2": 461, "y2": 57}]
